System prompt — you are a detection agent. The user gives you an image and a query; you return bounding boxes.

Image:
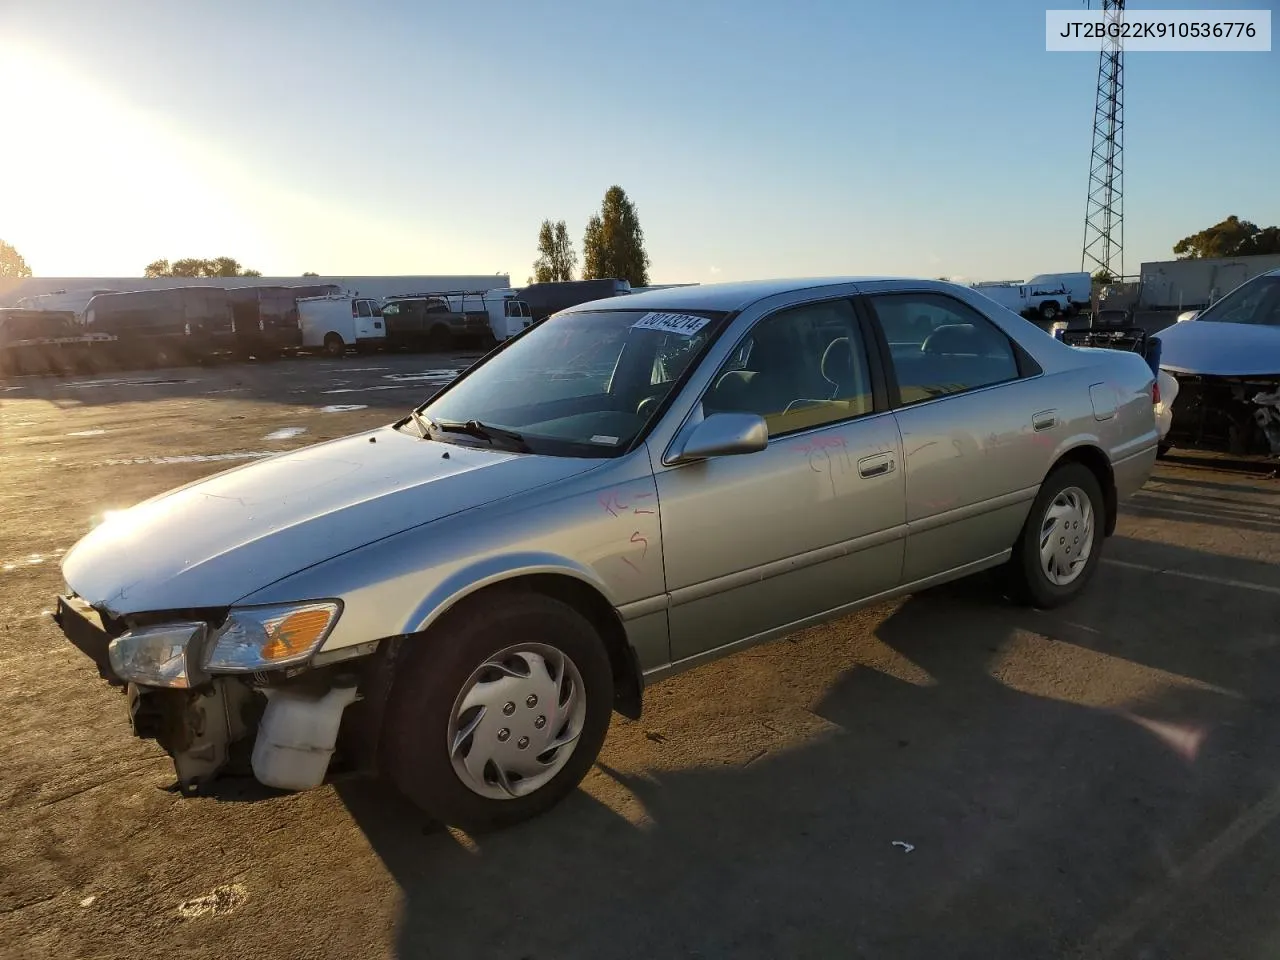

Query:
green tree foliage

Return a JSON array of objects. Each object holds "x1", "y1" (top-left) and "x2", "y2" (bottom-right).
[
  {"x1": 1091, "y1": 268, "x2": 1115, "y2": 284},
  {"x1": 302, "y1": 271, "x2": 319, "y2": 277},
  {"x1": 1173, "y1": 215, "x2": 1280, "y2": 260},
  {"x1": 144, "y1": 257, "x2": 263, "y2": 278},
  {"x1": 530, "y1": 219, "x2": 578, "y2": 283},
  {"x1": 581, "y1": 185, "x2": 650, "y2": 287},
  {"x1": 0, "y1": 239, "x2": 33, "y2": 278}
]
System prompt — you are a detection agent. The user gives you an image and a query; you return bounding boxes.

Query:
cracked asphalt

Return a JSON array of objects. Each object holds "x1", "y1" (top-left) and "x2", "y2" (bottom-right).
[{"x1": 3, "y1": 353, "x2": 1280, "y2": 960}]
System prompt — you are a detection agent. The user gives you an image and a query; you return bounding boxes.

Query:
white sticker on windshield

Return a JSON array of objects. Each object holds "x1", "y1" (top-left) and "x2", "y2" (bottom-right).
[
  {"x1": 631, "y1": 312, "x2": 711, "y2": 337},
  {"x1": 590, "y1": 435, "x2": 620, "y2": 445}
]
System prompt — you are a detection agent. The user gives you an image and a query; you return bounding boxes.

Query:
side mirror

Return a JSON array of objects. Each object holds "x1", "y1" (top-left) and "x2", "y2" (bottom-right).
[{"x1": 667, "y1": 412, "x2": 768, "y2": 465}]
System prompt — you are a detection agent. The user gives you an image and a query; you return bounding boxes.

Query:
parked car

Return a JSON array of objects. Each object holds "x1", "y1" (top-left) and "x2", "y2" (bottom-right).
[
  {"x1": 1155, "y1": 269, "x2": 1280, "y2": 457},
  {"x1": 54, "y1": 277, "x2": 1159, "y2": 831}
]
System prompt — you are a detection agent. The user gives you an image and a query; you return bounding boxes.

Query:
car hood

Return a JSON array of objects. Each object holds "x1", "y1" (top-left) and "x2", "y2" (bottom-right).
[
  {"x1": 1158, "y1": 320, "x2": 1280, "y2": 377},
  {"x1": 63, "y1": 425, "x2": 604, "y2": 616}
]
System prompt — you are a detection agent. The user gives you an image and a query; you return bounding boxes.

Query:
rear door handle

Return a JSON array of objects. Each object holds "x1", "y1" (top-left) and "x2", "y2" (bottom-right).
[
  {"x1": 857, "y1": 452, "x2": 895, "y2": 478},
  {"x1": 1033, "y1": 409, "x2": 1057, "y2": 432}
]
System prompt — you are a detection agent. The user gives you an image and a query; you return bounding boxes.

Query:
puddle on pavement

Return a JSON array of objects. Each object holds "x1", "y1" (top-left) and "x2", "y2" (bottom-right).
[
  {"x1": 2, "y1": 554, "x2": 49, "y2": 571},
  {"x1": 100, "y1": 451, "x2": 277, "y2": 466},
  {"x1": 264, "y1": 427, "x2": 307, "y2": 440},
  {"x1": 382, "y1": 370, "x2": 461, "y2": 383},
  {"x1": 65, "y1": 378, "x2": 195, "y2": 389},
  {"x1": 319, "y1": 404, "x2": 368, "y2": 413}
]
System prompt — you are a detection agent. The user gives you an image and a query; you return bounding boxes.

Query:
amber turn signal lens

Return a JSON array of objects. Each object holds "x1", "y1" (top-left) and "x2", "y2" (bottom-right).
[{"x1": 263, "y1": 609, "x2": 334, "y2": 662}]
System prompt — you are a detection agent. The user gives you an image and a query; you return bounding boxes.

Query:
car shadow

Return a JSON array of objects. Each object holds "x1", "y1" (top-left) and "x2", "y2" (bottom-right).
[
  {"x1": 334, "y1": 537, "x2": 1280, "y2": 960},
  {"x1": 1121, "y1": 484, "x2": 1280, "y2": 536}
]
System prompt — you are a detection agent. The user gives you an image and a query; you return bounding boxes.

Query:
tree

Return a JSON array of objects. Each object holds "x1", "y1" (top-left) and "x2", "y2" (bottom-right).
[
  {"x1": 1091, "y1": 268, "x2": 1115, "y2": 285},
  {"x1": 1173, "y1": 215, "x2": 1280, "y2": 260},
  {"x1": 0, "y1": 240, "x2": 32, "y2": 278},
  {"x1": 302, "y1": 271, "x2": 319, "y2": 277},
  {"x1": 530, "y1": 219, "x2": 578, "y2": 283},
  {"x1": 581, "y1": 185, "x2": 650, "y2": 287},
  {"x1": 143, "y1": 256, "x2": 263, "y2": 278}
]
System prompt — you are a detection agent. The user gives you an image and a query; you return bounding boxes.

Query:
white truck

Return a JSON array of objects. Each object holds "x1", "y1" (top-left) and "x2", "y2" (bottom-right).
[
  {"x1": 297, "y1": 295, "x2": 387, "y2": 357},
  {"x1": 971, "y1": 271, "x2": 1091, "y2": 326}
]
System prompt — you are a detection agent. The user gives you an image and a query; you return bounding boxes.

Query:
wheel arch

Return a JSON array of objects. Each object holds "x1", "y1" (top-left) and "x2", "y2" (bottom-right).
[
  {"x1": 404, "y1": 556, "x2": 644, "y2": 720},
  {"x1": 1047, "y1": 443, "x2": 1118, "y2": 536}
]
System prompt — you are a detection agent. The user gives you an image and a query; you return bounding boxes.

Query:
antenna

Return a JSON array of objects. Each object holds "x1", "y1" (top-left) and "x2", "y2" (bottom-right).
[{"x1": 1080, "y1": 0, "x2": 1125, "y2": 280}]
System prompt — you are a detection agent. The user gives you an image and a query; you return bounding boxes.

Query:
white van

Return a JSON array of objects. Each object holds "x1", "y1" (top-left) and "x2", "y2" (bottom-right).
[{"x1": 297, "y1": 296, "x2": 387, "y2": 357}]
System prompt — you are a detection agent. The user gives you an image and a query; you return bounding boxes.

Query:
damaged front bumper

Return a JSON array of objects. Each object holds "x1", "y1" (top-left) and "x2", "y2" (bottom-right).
[
  {"x1": 1163, "y1": 372, "x2": 1280, "y2": 457},
  {"x1": 52, "y1": 593, "x2": 384, "y2": 795}
]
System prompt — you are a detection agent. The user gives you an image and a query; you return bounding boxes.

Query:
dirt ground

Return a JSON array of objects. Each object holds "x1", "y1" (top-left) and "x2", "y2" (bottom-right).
[{"x1": 3, "y1": 354, "x2": 1280, "y2": 960}]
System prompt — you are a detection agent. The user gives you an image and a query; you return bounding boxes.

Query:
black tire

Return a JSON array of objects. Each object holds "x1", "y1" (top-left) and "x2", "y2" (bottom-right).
[
  {"x1": 1005, "y1": 461, "x2": 1106, "y2": 609},
  {"x1": 323, "y1": 333, "x2": 345, "y2": 358},
  {"x1": 1040, "y1": 301, "x2": 1061, "y2": 321},
  {"x1": 1157, "y1": 442, "x2": 1172, "y2": 459},
  {"x1": 380, "y1": 591, "x2": 614, "y2": 832}
]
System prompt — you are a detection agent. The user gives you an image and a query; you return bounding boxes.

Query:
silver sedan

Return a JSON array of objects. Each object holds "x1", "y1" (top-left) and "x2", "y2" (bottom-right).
[{"x1": 54, "y1": 278, "x2": 1159, "y2": 830}]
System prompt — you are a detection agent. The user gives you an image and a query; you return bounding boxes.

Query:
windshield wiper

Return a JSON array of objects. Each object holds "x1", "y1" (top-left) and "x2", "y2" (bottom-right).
[
  {"x1": 408, "y1": 408, "x2": 432, "y2": 438},
  {"x1": 433, "y1": 418, "x2": 532, "y2": 452}
]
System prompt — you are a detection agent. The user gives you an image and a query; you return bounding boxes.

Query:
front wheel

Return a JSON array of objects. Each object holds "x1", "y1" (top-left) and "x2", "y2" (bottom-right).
[
  {"x1": 380, "y1": 592, "x2": 614, "y2": 831},
  {"x1": 1004, "y1": 461, "x2": 1105, "y2": 609},
  {"x1": 1040, "y1": 301, "x2": 1061, "y2": 322}
]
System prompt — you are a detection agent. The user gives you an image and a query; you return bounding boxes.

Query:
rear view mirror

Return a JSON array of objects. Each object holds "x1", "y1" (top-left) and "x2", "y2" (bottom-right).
[{"x1": 667, "y1": 412, "x2": 768, "y2": 465}]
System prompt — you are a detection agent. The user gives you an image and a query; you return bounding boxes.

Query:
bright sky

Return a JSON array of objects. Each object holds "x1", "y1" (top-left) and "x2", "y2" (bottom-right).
[{"x1": 2, "y1": 0, "x2": 1276, "y2": 283}]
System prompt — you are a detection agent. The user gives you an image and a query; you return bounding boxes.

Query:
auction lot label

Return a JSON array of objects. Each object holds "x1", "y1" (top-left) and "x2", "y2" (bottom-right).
[{"x1": 632, "y1": 312, "x2": 713, "y2": 337}]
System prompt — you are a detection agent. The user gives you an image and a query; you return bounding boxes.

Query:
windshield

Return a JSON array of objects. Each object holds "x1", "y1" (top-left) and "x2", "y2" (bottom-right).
[
  {"x1": 1196, "y1": 275, "x2": 1280, "y2": 327},
  {"x1": 417, "y1": 308, "x2": 728, "y2": 456}
]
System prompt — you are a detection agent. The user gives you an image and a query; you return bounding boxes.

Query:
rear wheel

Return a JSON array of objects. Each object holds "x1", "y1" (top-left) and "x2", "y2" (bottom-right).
[
  {"x1": 1040, "y1": 300, "x2": 1061, "y2": 322},
  {"x1": 380, "y1": 592, "x2": 614, "y2": 832},
  {"x1": 1005, "y1": 461, "x2": 1105, "y2": 609},
  {"x1": 323, "y1": 333, "x2": 345, "y2": 358}
]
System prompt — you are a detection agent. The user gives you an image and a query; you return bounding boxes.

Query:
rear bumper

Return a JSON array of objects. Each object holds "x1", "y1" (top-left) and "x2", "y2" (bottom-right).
[{"x1": 1112, "y1": 443, "x2": 1157, "y2": 501}]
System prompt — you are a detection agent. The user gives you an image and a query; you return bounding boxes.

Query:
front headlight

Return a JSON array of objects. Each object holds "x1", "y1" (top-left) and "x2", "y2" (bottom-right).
[
  {"x1": 108, "y1": 622, "x2": 209, "y2": 689},
  {"x1": 203, "y1": 601, "x2": 342, "y2": 673}
]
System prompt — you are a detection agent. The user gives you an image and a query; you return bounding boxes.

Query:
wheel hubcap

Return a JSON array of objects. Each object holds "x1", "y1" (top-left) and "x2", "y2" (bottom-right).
[
  {"x1": 1038, "y1": 485, "x2": 1095, "y2": 586},
  {"x1": 446, "y1": 643, "x2": 587, "y2": 800}
]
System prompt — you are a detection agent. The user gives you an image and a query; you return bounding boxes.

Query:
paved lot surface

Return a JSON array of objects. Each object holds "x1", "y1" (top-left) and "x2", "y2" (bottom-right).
[{"x1": 3, "y1": 354, "x2": 1280, "y2": 960}]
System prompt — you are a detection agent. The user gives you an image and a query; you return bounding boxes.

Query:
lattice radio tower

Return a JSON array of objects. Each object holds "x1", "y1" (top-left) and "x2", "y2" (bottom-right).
[{"x1": 1080, "y1": 0, "x2": 1125, "y2": 280}]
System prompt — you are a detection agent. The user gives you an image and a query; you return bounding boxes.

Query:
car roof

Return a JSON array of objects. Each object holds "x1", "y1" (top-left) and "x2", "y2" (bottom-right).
[{"x1": 561, "y1": 277, "x2": 915, "y2": 314}]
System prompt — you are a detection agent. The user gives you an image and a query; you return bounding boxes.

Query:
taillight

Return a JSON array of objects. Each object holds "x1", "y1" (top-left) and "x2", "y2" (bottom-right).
[{"x1": 1152, "y1": 381, "x2": 1161, "y2": 405}]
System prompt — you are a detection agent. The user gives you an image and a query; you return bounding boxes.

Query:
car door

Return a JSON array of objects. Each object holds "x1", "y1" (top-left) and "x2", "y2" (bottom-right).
[
  {"x1": 353, "y1": 299, "x2": 383, "y2": 340},
  {"x1": 654, "y1": 295, "x2": 907, "y2": 664},
  {"x1": 860, "y1": 286, "x2": 1053, "y2": 583}
]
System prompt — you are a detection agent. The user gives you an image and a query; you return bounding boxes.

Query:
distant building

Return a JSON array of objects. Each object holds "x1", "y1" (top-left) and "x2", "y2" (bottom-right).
[{"x1": 0, "y1": 274, "x2": 512, "y2": 316}]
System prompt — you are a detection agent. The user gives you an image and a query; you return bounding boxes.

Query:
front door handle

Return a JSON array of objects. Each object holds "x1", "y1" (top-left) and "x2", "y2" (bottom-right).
[
  {"x1": 1033, "y1": 409, "x2": 1058, "y2": 432},
  {"x1": 857, "y1": 452, "x2": 895, "y2": 478}
]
